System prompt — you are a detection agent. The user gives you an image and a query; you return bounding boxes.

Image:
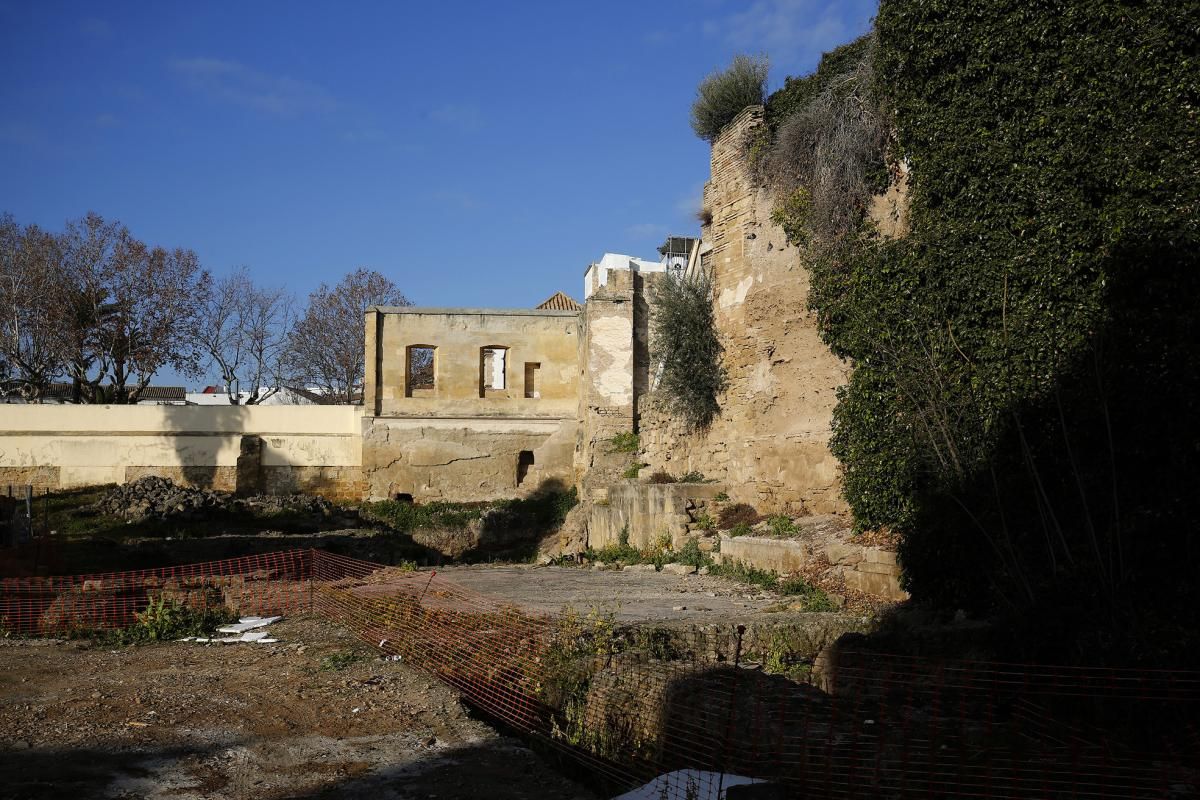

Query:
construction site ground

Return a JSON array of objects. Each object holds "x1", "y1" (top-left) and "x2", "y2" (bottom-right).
[
  {"x1": 0, "y1": 615, "x2": 594, "y2": 800},
  {"x1": 3, "y1": 486, "x2": 881, "y2": 799}
]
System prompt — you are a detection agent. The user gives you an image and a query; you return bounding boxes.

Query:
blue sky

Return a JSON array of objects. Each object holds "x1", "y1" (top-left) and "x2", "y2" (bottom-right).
[{"x1": 1, "y1": 0, "x2": 875, "y2": 317}]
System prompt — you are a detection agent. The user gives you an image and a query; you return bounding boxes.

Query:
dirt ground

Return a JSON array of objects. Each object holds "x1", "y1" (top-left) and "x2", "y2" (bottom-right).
[
  {"x1": 1, "y1": 489, "x2": 881, "y2": 799},
  {"x1": 0, "y1": 616, "x2": 594, "y2": 800}
]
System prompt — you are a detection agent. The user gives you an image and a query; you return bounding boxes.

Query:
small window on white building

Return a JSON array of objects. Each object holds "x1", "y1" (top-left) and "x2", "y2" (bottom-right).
[{"x1": 480, "y1": 346, "x2": 507, "y2": 396}]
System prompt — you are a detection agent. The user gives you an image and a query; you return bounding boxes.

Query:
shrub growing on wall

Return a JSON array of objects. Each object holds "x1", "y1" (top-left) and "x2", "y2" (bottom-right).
[
  {"x1": 763, "y1": 35, "x2": 888, "y2": 247},
  {"x1": 651, "y1": 270, "x2": 726, "y2": 430},
  {"x1": 690, "y1": 55, "x2": 769, "y2": 142}
]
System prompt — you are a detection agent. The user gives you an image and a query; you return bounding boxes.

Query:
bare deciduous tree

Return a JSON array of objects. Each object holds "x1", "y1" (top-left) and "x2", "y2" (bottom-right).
[
  {"x1": 286, "y1": 268, "x2": 410, "y2": 403},
  {"x1": 0, "y1": 214, "x2": 64, "y2": 401},
  {"x1": 198, "y1": 267, "x2": 293, "y2": 403},
  {"x1": 56, "y1": 212, "x2": 209, "y2": 403}
]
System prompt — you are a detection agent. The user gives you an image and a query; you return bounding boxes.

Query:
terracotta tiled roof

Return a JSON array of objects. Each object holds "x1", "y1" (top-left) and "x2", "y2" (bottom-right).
[
  {"x1": 0, "y1": 381, "x2": 185, "y2": 402},
  {"x1": 137, "y1": 386, "x2": 186, "y2": 401},
  {"x1": 535, "y1": 291, "x2": 582, "y2": 311}
]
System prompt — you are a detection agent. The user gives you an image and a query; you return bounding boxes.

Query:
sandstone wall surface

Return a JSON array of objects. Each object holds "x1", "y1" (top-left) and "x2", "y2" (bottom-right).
[
  {"x1": 640, "y1": 106, "x2": 850, "y2": 517},
  {"x1": 573, "y1": 270, "x2": 638, "y2": 501},
  {"x1": 586, "y1": 482, "x2": 725, "y2": 550},
  {"x1": 365, "y1": 307, "x2": 580, "y2": 419},
  {"x1": 361, "y1": 416, "x2": 576, "y2": 502},
  {"x1": 719, "y1": 534, "x2": 908, "y2": 602}
]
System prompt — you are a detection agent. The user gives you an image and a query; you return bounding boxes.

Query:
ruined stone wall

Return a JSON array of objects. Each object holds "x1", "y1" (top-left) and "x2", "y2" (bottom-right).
[
  {"x1": 0, "y1": 405, "x2": 365, "y2": 500},
  {"x1": 361, "y1": 306, "x2": 581, "y2": 503},
  {"x1": 640, "y1": 106, "x2": 851, "y2": 517},
  {"x1": 586, "y1": 482, "x2": 725, "y2": 550},
  {"x1": 361, "y1": 416, "x2": 576, "y2": 502},
  {"x1": 364, "y1": 307, "x2": 580, "y2": 418},
  {"x1": 719, "y1": 535, "x2": 908, "y2": 601},
  {"x1": 572, "y1": 268, "x2": 666, "y2": 505}
]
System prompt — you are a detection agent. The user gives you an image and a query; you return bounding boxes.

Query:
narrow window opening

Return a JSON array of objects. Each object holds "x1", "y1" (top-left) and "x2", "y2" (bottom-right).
[
  {"x1": 516, "y1": 450, "x2": 535, "y2": 486},
  {"x1": 479, "y1": 346, "x2": 507, "y2": 396},
  {"x1": 406, "y1": 346, "x2": 435, "y2": 396},
  {"x1": 524, "y1": 362, "x2": 541, "y2": 399}
]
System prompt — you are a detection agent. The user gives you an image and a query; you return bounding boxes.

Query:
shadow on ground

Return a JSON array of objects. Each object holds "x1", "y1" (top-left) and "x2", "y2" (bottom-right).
[{"x1": 0, "y1": 737, "x2": 596, "y2": 800}]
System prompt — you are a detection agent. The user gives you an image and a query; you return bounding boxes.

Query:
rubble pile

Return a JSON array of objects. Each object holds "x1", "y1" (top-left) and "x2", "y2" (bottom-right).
[
  {"x1": 88, "y1": 476, "x2": 335, "y2": 521},
  {"x1": 235, "y1": 493, "x2": 334, "y2": 517}
]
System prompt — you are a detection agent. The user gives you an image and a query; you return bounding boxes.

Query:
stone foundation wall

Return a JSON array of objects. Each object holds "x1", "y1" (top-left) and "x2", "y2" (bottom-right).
[
  {"x1": 122, "y1": 465, "x2": 240, "y2": 492},
  {"x1": 719, "y1": 534, "x2": 908, "y2": 601},
  {"x1": 586, "y1": 482, "x2": 726, "y2": 550},
  {"x1": 361, "y1": 416, "x2": 576, "y2": 502},
  {"x1": 262, "y1": 466, "x2": 365, "y2": 502},
  {"x1": 0, "y1": 466, "x2": 61, "y2": 494}
]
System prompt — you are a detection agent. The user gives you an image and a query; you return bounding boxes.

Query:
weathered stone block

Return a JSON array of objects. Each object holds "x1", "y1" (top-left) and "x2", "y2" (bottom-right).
[
  {"x1": 863, "y1": 547, "x2": 898, "y2": 566},
  {"x1": 822, "y1": 542, "x2": 865, "y2": 566},
  {"x1": 856, "y1": 561, "x2": 900, "y2": 576},
  {"x1": 720, "y1": 536, "x2": 811, "y2": 575},
  {"x1": 843, "y1": 567, "x2": 909, "y2": 601}
]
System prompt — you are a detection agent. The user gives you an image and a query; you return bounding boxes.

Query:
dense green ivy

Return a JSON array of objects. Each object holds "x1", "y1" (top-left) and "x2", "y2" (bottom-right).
[{"x1": 781, "y1": 0, "x2": 1199, "y2": 662}]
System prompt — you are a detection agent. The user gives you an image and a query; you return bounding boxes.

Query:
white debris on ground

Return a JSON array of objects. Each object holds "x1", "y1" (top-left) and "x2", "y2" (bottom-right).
[
  {"x1": 217, "y1": 616, "x2": 282, "y2": 634},
  {"x1": 179, "y1": 616, "x2": 282, "y2": 644},
  {"x1": 612, "y1": 770, "x2": 763, "y2": 800}
]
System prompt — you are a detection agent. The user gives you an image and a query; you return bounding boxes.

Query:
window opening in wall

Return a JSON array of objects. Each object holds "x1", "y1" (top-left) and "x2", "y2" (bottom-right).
[
  {"x1": 406, "y1": 346, "x2": 435, "y2": 396},
  {"x1": 517, "y1": 450, "x2": 534, "y2": 486},
  {"x1": 524, "y1": 362, "x2": 541, "y2": 398},
  {"x1": 479, "y1": 346, "x2": 507, "y2": 396},
  {"x1": 394, "y1": 493, "x2": 414, "y2": 504}
]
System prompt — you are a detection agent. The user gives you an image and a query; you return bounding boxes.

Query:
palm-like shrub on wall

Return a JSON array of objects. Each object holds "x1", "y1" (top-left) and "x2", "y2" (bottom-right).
[
  {"x1": 651, "y1": 270, "x2": 726, "y2": 430},
  {"x1": 690, "y1": 54, "x2": 769, "y2": 142}
]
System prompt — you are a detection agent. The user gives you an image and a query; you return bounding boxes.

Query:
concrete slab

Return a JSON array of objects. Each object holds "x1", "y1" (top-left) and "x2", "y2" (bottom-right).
[{"x1": 431, "y1": 565, "x2": 779, "y2": 623}]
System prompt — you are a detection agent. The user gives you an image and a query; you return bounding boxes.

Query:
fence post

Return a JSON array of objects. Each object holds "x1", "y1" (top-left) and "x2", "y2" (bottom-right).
[
  {"x1": 308, "y1": 549, "x2": 315, "y2": 614},
  {"x1": 24, "y1": 485, "x2": 32, "y2": 538},
  {"x1": 717, "y1": 624, "x2": 748, "y2": 798}
]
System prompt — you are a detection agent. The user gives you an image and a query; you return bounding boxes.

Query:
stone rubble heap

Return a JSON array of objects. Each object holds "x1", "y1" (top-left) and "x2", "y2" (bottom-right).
[{"x1": 87, "y1": 476, "x2": 334, "y2": 521}]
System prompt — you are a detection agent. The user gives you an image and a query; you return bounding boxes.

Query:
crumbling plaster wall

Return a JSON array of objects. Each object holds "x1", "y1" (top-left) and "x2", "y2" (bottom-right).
[
  {"x1": 640, "y1": 106, "x2": 851, "y2": 517},
  {"x1": 573, "y1": 269, "x2": 663, "y2": 504}
]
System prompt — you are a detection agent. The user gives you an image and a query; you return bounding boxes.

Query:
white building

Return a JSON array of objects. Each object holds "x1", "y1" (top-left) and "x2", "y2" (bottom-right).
[
  {"x1": 184, "y1": 386, "x2": 321, "y2": 406},
  {"x1": 582, "y1": 236, "x2": 699, "y2": 300}
]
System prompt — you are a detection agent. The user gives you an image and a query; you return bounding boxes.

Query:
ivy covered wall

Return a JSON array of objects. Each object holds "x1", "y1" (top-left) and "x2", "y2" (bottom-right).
[{"x1": 771, "y1": 0, "x2": 1198, "y2": 661}]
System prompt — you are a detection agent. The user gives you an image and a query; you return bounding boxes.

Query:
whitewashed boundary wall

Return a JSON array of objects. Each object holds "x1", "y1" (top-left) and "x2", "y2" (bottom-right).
[{"x1": 0, "y1": 405, "x2": 364, "y2": 500}]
